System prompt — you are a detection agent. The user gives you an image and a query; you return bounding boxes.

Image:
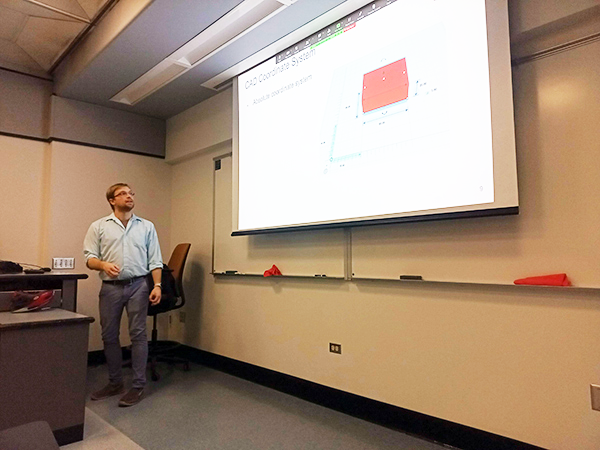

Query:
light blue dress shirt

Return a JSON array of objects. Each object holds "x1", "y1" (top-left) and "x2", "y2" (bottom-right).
[{"x1": 83, "y1": 213, "x2": 163, "y2": 281}]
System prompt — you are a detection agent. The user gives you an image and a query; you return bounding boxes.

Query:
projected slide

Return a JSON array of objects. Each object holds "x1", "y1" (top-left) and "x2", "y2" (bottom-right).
[{"x1": 236, "y1": 0, "x2": 511, "y2": 233}]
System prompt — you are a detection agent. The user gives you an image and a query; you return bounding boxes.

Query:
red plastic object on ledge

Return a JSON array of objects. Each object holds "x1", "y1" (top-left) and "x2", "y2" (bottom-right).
[
  {"x1": 514, "y1": 273, "x2": 571, "y2": 286},
  {"x1": 264, "y1": 265, "x2": 282, "y2": 277}
]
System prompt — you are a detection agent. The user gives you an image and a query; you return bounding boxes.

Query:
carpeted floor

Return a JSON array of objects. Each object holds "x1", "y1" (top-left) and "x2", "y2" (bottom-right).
[{"x1": 64, "y1": 362, "x2": 448, "y2": 450}]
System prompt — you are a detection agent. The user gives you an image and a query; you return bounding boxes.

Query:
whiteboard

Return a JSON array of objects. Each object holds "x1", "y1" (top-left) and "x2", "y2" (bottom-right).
[
  {"x1": 214, "y1": 40, "x2": 600, "y2": 287},
  {"x1": 213, "y1": 155, "x2": 346, "y2": 277},
  {"x1": 352, "y1": 40, "x2": 600, "y2": 287}
]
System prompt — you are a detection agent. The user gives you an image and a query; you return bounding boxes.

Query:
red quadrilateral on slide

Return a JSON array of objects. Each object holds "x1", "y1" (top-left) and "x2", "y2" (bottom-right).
[{"x1": 362, "y1": 58, "x2": 409, "y2": 113}]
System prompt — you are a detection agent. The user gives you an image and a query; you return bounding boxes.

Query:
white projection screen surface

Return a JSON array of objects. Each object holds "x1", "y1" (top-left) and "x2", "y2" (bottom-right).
[{"x1": 233, "y1": 0, "x2": 518, "y2": 235}]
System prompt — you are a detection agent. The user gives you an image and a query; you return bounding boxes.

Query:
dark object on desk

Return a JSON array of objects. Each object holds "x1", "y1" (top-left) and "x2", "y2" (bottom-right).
[
  {"x1": 400, "y1": 275, "x2": 423, "y2": 281},
  {"x1": 0, "y1": 260, "x2": 23, "y2": 274},
  {"x1": 24, "y1": 269, "x2": 45, "y2": 274},
  {"x1": 0, "y1": 420, "x2": 59, "y2": 449},
  {"x1": 514, "y1": 273, "x2": 571, "y2": 286},
  {"x1": 147, "y1": 243, "x2": 192, "y2": 381},
  {"x1": 20, "y1": 262, "x2": 51, "y2": 272},
  {"x1": 264, "y1": 264, "x2": 282, "y2": 277}
]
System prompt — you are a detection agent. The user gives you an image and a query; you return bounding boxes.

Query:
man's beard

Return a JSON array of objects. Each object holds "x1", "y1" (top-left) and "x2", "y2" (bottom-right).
[{"x1": 119, "y1": 203, "x2": 134, "y2": 212}]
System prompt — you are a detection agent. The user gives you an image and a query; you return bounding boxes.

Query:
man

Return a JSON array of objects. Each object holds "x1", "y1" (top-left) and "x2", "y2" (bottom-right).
[{"x1": 83, "y1": 183, "x2": 163, "y2": 407}]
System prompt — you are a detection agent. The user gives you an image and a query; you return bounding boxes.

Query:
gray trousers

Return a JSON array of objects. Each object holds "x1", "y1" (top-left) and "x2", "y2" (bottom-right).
[{"x1": 99, "y1": 277, "x2": 149, "y2": 389}]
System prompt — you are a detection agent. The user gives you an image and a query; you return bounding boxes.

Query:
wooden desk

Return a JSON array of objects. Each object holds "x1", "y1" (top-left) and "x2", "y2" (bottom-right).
[
  {"x1": 0, "y1": 272, "x2": 88, "y2": 311},
  {"x1": 0, "y1": 309, "x2": 94, "y2": 446}
]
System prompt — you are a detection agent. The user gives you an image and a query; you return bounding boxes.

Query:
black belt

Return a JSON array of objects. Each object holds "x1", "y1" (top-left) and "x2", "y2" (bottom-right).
[{"x1": 102, "y1": 276, "x2": 145, "y2": 286}]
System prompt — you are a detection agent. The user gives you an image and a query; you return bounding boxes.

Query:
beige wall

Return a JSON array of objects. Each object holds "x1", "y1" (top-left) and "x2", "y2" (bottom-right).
[
  {"x1": 0, "y1": 136, "x2": 48, "y2": 263},
  {"x1": 166, "y1": 88, "x2": 233, "y2": 163},
  {"x1": 0, "y1": 137, "x2": 172, "y2": 350},
  {"x1": 165, "y1": 10, "x2": 600, "y2": 449}
]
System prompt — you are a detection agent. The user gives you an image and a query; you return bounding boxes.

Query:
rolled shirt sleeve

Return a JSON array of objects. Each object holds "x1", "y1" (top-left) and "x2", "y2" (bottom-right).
[
  {"x1": 146, "y1": 223, "x2": 163, "y2": 272},
  {"x1": 83, "y1": 221, "x2": 101, "y2": 262}
]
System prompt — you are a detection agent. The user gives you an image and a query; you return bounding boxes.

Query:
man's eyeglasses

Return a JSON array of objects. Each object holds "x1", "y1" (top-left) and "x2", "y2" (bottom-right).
[{"x1": 113, "y1": 191, "x2": 135, "y2": 198}]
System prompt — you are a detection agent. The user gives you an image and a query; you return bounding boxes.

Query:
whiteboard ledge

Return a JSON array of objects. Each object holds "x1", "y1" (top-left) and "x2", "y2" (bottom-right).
[
  {"x1": 351, "y1": 277, "x2": 600, "y2": 292},
  {"x1": 212, "y1": 272, "x2": 345, "y2": 280}
]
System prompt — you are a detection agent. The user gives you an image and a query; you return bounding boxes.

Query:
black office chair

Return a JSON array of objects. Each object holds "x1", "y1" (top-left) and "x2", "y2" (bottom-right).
[{"x1": 147, "y1": 243, "x2": 191, "y2": 381}]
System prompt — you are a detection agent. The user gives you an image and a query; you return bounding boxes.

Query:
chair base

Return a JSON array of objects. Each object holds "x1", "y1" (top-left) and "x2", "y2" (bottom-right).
[{"x1": 149, "y1": 340, "x2": 191, "y2": 381}]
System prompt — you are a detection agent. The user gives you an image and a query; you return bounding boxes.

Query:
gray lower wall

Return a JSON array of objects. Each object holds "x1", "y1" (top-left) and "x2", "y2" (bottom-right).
[
  {"x1": 0, "y1": 70, "x2": 52, "y2": 140},
  {"x1": 1, "y1": 69, "x2": 166, "y2": 157},
  {"x1": 50, "y1": 96, "x2": 165, "y2": 157}
]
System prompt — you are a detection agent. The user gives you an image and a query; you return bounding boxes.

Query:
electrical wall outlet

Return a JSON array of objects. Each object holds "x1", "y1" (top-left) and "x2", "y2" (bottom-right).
[
  {"x1": 53, "y1": 258, "x2": 74, "y2": 269},
  {"x1": 329, "y1": 343, "x2": 342, "y2": 354},
  {"x1": 179, "y1": 311, "x2": 186, "y2": 323},
  {"x1": 591, "y1": 384, "x2": 600, "y2": 411}
]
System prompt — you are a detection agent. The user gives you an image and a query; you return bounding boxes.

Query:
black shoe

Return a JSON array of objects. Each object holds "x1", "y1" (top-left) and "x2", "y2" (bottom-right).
[
  {"x1": 118, "y1": 388, "x2": 144, "y2": 407},
  {"x1": 90, "y1": 383, "x2": 125, "y2": 401}
]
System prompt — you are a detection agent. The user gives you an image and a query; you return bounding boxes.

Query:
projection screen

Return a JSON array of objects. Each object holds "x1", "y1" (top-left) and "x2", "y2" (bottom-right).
[{"x1": 233, "y1": 0, "x2": 518, "y2": 235}]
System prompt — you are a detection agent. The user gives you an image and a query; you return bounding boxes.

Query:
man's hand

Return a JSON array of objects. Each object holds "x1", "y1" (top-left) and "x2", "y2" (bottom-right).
[
  {"x1": 101, "y1": 261, "x2": 120, "y2": 278},
  {"x1": 149, "y1": 286, "x2": 161, "y2": 305}
]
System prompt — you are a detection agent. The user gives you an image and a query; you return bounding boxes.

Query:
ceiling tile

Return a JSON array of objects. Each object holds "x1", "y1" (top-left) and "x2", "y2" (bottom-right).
[
  {"x1": 76, "y1": 0, "x2": 108, "y2": 20},
  {"x1": 0, "y1": 0, "x2": 81, "y2": 22},
  {"x1": 33, "y1": 0, "x2": 89, "y2": 19},
  {"x1": 0, "y1": 37, "x2": 46, "y2": 74},
  {"x1": 17, "y1": 16, "x2": 85, "y2": 70},
  {"x1": 0, "y1": 5, "x2": 27, "y2": 41}
]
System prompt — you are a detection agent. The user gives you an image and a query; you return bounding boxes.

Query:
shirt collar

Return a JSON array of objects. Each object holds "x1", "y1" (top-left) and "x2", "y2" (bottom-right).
[{"x1": 106, "y1": 212, "x2": 140, "y2": 228}]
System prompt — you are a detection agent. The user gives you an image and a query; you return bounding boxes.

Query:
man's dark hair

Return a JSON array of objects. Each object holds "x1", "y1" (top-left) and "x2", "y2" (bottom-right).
[{"x1": 106, "y1": 183, "x2": 130, "y2": 211}]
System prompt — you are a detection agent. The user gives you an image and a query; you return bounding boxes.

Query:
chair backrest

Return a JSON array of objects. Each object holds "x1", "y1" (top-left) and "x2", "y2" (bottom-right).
[{"x1": 167, "y1": 243, "x2": 191, "y2": 302}]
